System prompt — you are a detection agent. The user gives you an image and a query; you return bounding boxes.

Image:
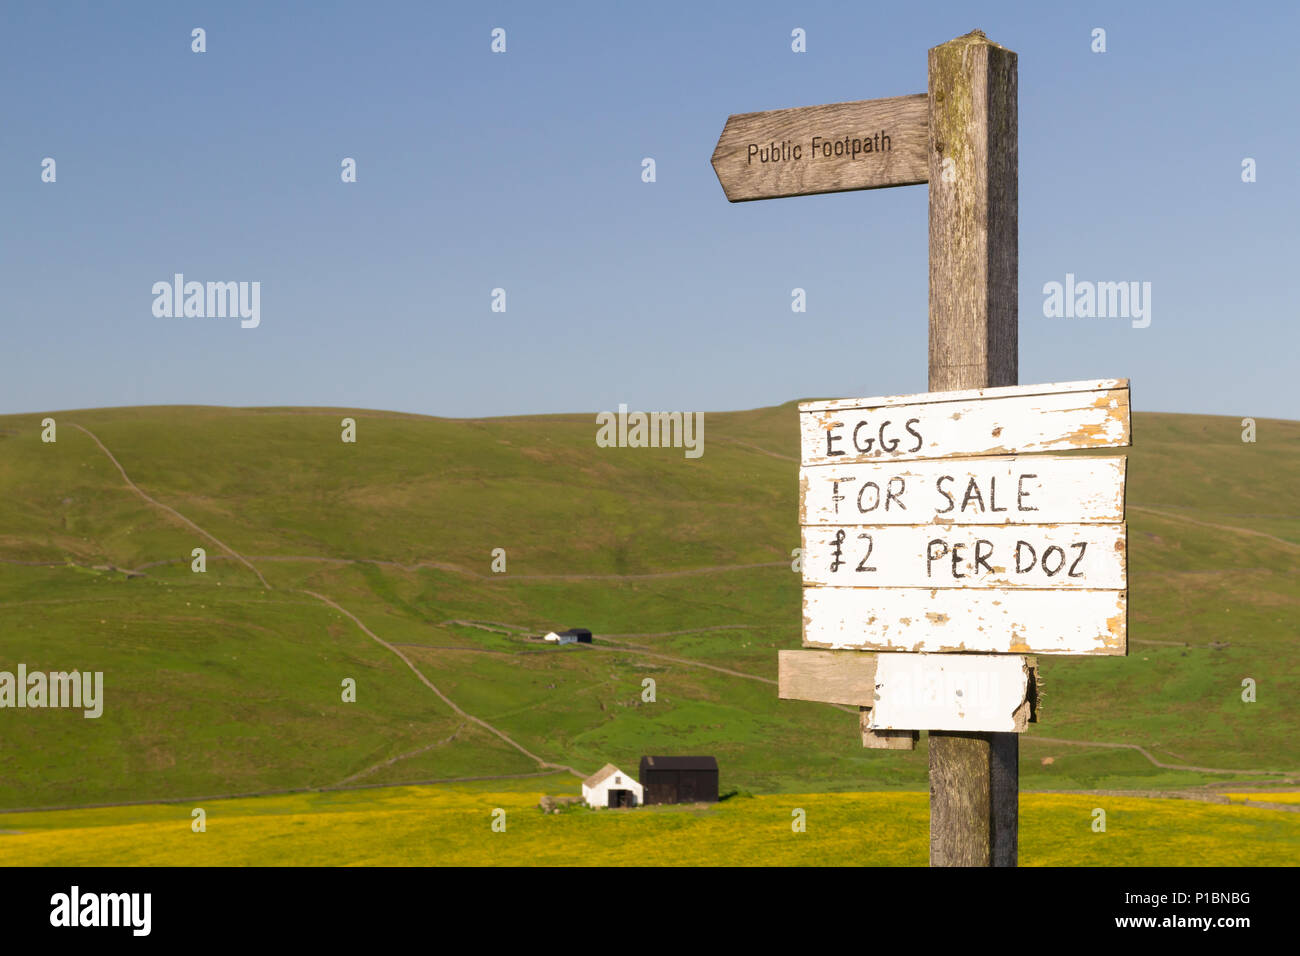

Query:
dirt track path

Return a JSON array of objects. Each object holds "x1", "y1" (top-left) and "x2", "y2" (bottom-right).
[
  {"x1": 301, "y1": 590, "x2": 586, "y2": 780},
  {"x1": 1129, "y1": 504, "x2": 1300, "y2": 552},
  {"x1": 70, "y1": 423, "x2": 272, "y2": 589},
  {"x1": 129, "y1": 552, "x2": 789, "y2": 581},
  {"x1": 70, "y1": 424, "x2": 589, "y2": 787},
  {"x1": 330, "y1": 726, "x2": 466, "y2": 787},
  {"x1": 1023, "y1": 734, "x2": 1299, "y2": 777}
]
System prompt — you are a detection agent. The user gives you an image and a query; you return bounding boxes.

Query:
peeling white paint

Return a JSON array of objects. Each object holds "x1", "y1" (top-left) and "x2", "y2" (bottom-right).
[
  {"x1": 803, "y1": 587, "x2": 1126, "y2": 655},
  {"x1": 800, "y1": 380, "x2": 1130, "y2": 467},
  {"x1": 867, "y1": 653, "x2": 1031, "y2": 731},
  {"x1": 801, "y1": 523, "x2": 1125, "y2": 588},
  {"x1": 801, "y1": 456, "x2": 1126, "y2": 526}
]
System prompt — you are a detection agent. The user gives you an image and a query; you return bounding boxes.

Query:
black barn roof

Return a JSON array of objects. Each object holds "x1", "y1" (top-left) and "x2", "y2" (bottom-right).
[{"x1": 640, "y1": 755, "x2": 718, "y2": 772}]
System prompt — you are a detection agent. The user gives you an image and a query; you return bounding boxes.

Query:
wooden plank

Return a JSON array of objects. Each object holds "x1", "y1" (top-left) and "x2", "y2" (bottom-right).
[
  {"x1": 800, "y1": 380, "x2": 1129, "y2": 466},
  {"x1": 802, "y1": 586, "x2": 1127, "y2": 655},
  {"x1": 866, "y1": 654, "x2": 1034, "y2": 733},
  {"x1": 710, "y1": 94, "x2": 929, "y2": 202},
  {"x1": 800, "y1": 377, "x2": 1124, "y2": 414},
  {"x1": 860, "y1": 710, "x2": 919, "y2": 750},
  {"x1": 779, "y1": 652, "x2": 919, "y2": 749},
  {"x1": 778, "y1": 649, "x2": 876, "y2": 705},
  {"x1": 800, "y1": 455, "x2": 1126, "y2": 526},
  {"x1": 800, "y1": 523, "x2": 1126, "y2": 589}
]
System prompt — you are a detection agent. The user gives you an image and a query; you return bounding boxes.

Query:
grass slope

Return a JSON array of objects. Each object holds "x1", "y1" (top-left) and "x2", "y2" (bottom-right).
[{"x1": 0, "y1": 404, "x2": 1297, "y2": 811}]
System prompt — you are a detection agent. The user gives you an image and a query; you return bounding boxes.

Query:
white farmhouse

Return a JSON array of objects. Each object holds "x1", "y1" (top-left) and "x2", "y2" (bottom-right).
[{"x1": 581, "y1": 763, "x2": 643, "y2": 809}]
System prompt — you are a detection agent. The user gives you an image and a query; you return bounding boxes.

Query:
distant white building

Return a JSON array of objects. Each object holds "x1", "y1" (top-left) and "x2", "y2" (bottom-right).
[
  {"x1": 581, "y1": 763, "x2": 642, "y2": 809},
  {"x1": 544, "y1": 629, "x2": 592, "y2": 645}
]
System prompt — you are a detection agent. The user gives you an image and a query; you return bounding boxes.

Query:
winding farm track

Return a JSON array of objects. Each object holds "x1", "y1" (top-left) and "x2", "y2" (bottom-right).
[
  {"x1": 301, "y1": 589, "x2": 586, "y2": 780},
  {"x1": 67, "y1": 423, "x2": 587, "y2": 784},
  {"x1": 8, "y1": 422, "x2": 1294, "y2": 814},
  {"x1": 68, "y1": 423, "x2": 273, "y2": 589},
  {"x1": 1022, "y1": 735, "x2": 1298, "y2": 777},
  {"x1": 1129, "y1": 504, "x2": 1300, "y2": 552},
  {"x1": 330, "y1": 726, "x2": 467, "y2": 787},
  {"x1": 128, "y1": 552, "x2": 789, "y2": 581}
]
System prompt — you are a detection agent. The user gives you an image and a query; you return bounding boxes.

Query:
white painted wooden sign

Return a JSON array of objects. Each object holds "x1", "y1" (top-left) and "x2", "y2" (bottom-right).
[
  {"x1": 778, "y1": 648, "x2": 1037, "y2": 732},
  {"x1": 791, "y1": 378, "x2": 1130, "y2": 662},
  {"x1": 866, "y1": 654, "x2": 1034, "y2": 733},
  {"x1": 800, "y1": 456, "x2": 1125, "y2": 526},
  {"x1": 800, "y1": 379, "x2": 1129, "y2": 466},
  {"x1": 802, "y1": 587, "x2": 1126, "y2": 655},
  {"x1": 800, "y1": 523, "x2": 1125, "y2": 588}
]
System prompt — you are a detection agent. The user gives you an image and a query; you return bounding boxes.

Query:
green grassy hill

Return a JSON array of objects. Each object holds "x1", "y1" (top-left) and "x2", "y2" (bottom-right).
[{"x1": 0, "y1": 404, "x2": 1297, "y2": 809}]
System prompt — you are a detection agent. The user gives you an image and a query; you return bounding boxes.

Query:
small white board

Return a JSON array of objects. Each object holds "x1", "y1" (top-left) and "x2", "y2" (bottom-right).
[
  {"x1": 866, "y1": 653, "x2": 1033, "y2": 732},
  {"x1": 800, "y1": 379, "x2": 1130, "y2": 466},
  {"x1": 800, "y1": 523, "x2": 1125, "y2": 589},
  {"x1": 802, "y1": 587, "x2": 1126, "y2": 655},
  {"x1": 800, "y1": 456, "x2": 1126, "y2": 526}
]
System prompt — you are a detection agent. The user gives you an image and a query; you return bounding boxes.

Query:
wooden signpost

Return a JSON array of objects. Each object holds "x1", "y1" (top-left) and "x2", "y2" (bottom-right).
[{"x1": 712, "y1": 30, "x2": 1133, "y2": 866}]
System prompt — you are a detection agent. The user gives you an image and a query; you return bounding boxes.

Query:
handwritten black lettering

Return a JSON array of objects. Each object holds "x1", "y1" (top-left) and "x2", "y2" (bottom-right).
[
  {"x1": 829, "y1": 529, "x2": 846, "y2": 572},
  {"x1": 1015, "y1": 540, "x2": 1036, "y2": 573},
  {"x1": 878, "y1": 420, "x2": 899, "y2": 452},
  {"x1": 857, "y1": 481, "x2": 881, "y2": 512},
  {"x1": 904, "y1": 418, "x2": 923, "y2": 453},
  {"x1": 885, "y1": 476, "x2": 906, "y2": 510},
  {"x1": 926, "y1": 539, "x2": 948, "y2": 577},
  {"x1": 852, "y1": 420, "x2": 874, "y2": 453},
  {"x1": 1017, "y1": 474, "x2": 1038, "y2": 512},
  {"x1": 936, "y1": 476, "x2": 955, "y2": 514},
  {"x1": 1068, "y1": 541, "x2": 1087, "y2": 577},
  {"x1": 855, "y1": 533, "x2": 876, "y2": 572}
]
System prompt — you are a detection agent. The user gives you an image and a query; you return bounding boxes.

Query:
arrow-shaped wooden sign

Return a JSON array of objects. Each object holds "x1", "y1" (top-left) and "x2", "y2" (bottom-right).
[{"x1": 710, "y1": 93, "x2": 929, "y2": 202}]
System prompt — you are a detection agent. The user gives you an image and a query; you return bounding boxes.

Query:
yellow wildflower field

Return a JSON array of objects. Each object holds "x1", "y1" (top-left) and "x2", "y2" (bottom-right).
[
  {"x1": 0, "y1": 787, "x2": 1295, "y2": 867},
  {"x1": 1220, "y1": 791, "x2": 1300, "y2": 804}
]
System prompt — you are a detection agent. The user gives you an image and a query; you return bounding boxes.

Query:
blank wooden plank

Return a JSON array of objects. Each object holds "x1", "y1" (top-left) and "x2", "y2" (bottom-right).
[
  {"x1": 710, "y1": 94, "x2": 929, "y2": 202},
  {"x1": 802, "y1": 587, "x2": 1127, "y2": 655},
  {"x1": 778, "y1": 649, "x2": 877, "y2": 705},
  {"x1": 867, "y1": 654, "x2": 1034, "y2": 733},
  {"x1": 860, "y1": 710, "x2": 919, "y2": 750},
  {"x1": 779, "y1": 653, "x2": 917, "y2": 749},
  {"x1": 800, "y1": 523, "x2": 1125, "y2": 589},
  {"x1": 799, "y1": 379, "x2": 1130, "y2": 466},
  {"x1": 800, "y1": 456, "x2": 1126, "y2": 526}
]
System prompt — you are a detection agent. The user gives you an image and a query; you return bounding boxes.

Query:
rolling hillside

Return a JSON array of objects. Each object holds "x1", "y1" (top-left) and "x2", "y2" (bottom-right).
[{"x1": 0, "y1": 403, "x2": 1297, "y2": 810}]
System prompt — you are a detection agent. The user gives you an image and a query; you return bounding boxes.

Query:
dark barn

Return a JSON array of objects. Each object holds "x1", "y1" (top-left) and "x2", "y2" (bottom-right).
[
  {"x1": 638, "y1": 755, "x2": 719, "y2": 805},
  {"x1": 559, "y1": 628, "x2": 593, "y2": 643}
]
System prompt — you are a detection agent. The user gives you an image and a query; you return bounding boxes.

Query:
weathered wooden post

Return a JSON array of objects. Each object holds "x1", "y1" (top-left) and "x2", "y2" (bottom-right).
[
  {"x1": 926, "y1": 30, "x2": 1020, "y2": 868},
  {"x1": 712, "y1": 29, "x2": 1131, "y2": 867}
]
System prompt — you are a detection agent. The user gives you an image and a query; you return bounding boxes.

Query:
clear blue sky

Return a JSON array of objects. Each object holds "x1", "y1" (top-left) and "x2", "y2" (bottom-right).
[{"x1": 3, "y1": 1, "x2": 1296, "y2": 419}]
